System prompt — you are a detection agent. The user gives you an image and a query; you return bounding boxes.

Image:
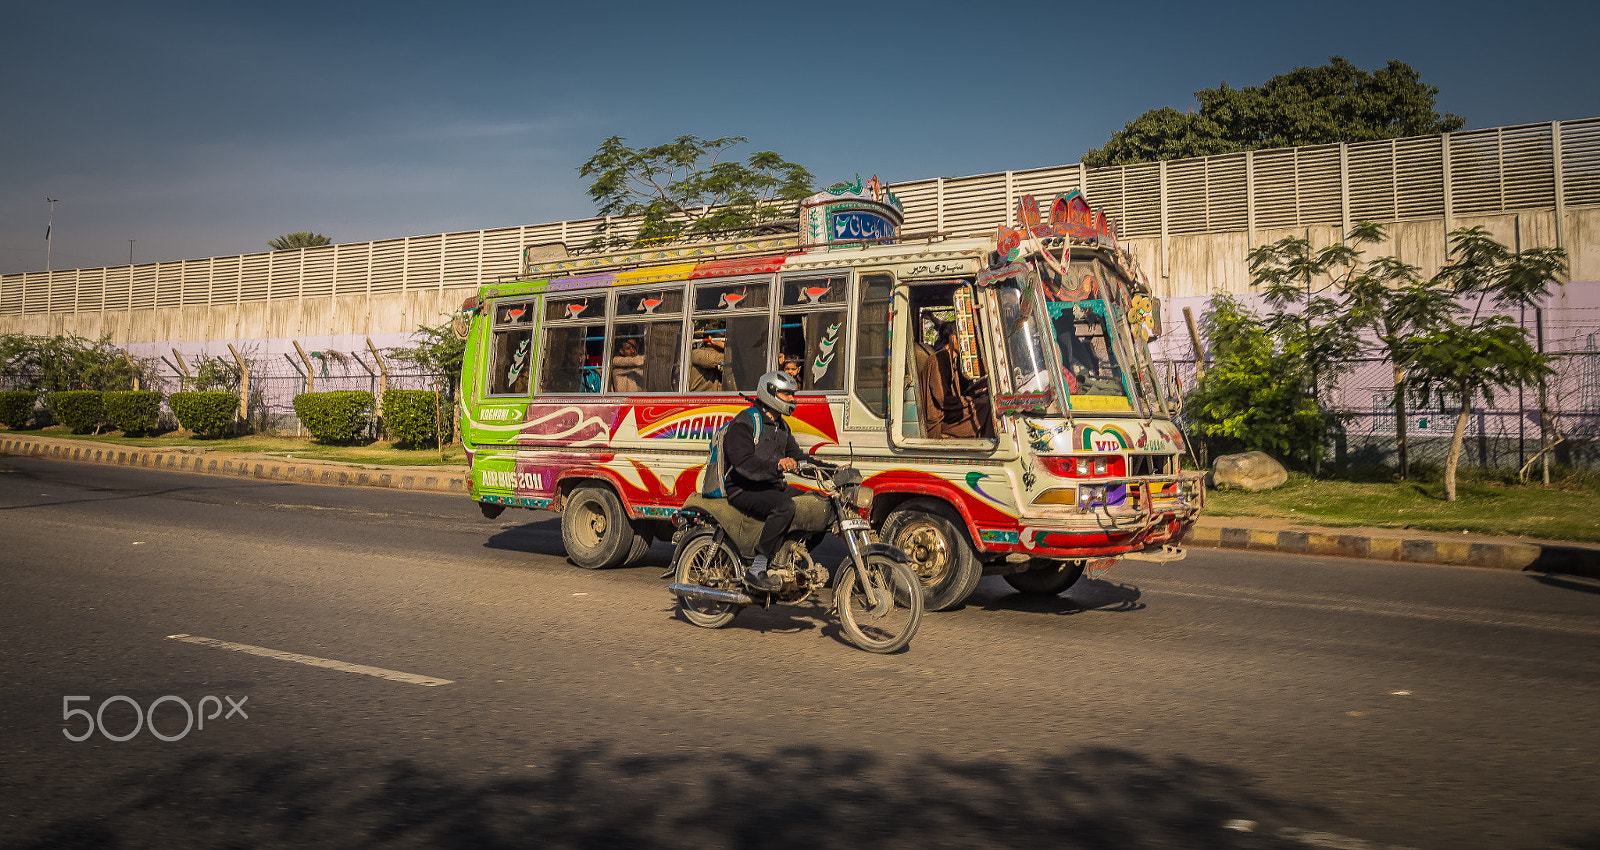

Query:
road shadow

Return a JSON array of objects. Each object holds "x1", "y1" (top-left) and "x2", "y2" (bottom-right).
[
  {"x1": 1529, "y1": 572, "x2": 1600, "y2": 596},
  {"x1": 485, "y1": 517, "x2": 679, "y2": 571},
  {"x1": 967, "y1": 575, "x2": 1147, "y2": 616},
  {"x1": 10, "y1": 741, "x2": 1337, "y2": 850}
]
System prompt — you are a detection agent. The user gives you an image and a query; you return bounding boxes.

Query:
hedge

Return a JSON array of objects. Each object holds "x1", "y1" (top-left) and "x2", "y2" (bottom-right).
[
  {"x1": 47, "y1": 391, "x2": 107, "y2": 433},
  {"x1": 169, "y1": 391, "x2": 239, "y2": 438},
  {"x1": 293, "y1": 391, "x2": 373, "y2": 444},
  {"x1": 104, "y1": 390, "x2": 163, "y2": 435},
  {"x1": 0, "y1": 390, "x2": 38, "y2": 430},
  {"x1": 381, "y1": 389, "x2": 449, "y2": 447}
]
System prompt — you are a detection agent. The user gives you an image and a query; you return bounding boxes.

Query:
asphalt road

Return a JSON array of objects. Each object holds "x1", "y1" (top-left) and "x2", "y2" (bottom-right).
[{"x1": 2, "y1": 455, "x2": 1597, "y2": 850}]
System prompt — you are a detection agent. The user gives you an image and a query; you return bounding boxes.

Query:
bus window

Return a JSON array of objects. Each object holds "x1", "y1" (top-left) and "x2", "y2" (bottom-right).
[
  {"x1": 991, "y1": 274, "x2": 1055, "y2": 396},
  {"x1": 852, "y1": 274, "x2": 891, "y2": 418},
  {"x1": 689, "y1": 280, "x2": 770, "y2": 393},
  {"x1": 903, "y1": 282, "x2": 992, "y2": 439},
  {"x1": 611, "y1": 287, "x2": 685, "y2": 393},
  {"x1": 488, "y1": 300, "x2": 535, "y2": 395},
  {"x1": 540, "y1": 325, "x2": 604, "y2": 393},
  {"x1": 778, "y1": 274, "x2": 849, "y2": 392},
  {"x1": 610, "y1": 322, "x2": 682, "y2": 392}
]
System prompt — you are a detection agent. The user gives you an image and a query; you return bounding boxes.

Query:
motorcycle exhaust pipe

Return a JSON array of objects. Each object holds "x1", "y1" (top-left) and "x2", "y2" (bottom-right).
[{"x1": 668, "y1": 583, "x2": 754, "y2": 606}]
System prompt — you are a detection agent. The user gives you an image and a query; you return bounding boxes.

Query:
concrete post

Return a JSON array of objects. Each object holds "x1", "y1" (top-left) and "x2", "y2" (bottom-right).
[
  {"x1": 227, "y1": 344, "x2": 250, "y2": 425},
  {"x1": 293, "y1": 340, "x2": 315, "y2": 393},
  {"x1": 170, "y1": 349, "x2": 192, "y2": 392}
]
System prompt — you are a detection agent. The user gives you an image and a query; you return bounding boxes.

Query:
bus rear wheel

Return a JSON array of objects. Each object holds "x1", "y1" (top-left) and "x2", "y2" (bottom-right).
[
  {"x1": 562, "y1": 485, "x2": 643, "y2": 569},
  {"x1": 880, "y1": 498, "x2": 982, "y2": 612},
  {"x1": 1003, "y1": 559, "x2": 1087, "y2": 596}
]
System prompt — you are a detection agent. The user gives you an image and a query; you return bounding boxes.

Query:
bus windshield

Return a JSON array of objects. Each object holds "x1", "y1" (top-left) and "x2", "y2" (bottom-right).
[{"x1": 1034, "y1": 256, "x2": 1163, "y2": 415}]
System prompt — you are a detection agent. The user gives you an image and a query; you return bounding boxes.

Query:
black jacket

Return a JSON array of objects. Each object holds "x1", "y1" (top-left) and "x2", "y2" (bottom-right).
[{"x1": 721, "y1": 405, "x2": 808, "y2": 497}]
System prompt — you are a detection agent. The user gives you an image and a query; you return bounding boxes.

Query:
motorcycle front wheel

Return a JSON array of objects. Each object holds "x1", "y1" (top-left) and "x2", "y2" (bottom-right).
[
  {"x1": 835, "y1": 554, "x2": 923, "y2": 654},
  {"x1": 673, "y1": 532, "x2": 745, "y2": 629}
]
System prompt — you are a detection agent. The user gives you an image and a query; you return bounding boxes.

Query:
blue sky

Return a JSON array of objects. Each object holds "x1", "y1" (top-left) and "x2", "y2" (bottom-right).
[{"x1": 4, "y1": 0, "x2": 1597, "y2": 274}]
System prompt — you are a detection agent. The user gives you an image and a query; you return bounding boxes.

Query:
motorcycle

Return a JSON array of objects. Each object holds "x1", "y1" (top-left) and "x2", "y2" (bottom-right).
[{"x1": 667, "y1": 464, "x2": 923, "y2": 653}]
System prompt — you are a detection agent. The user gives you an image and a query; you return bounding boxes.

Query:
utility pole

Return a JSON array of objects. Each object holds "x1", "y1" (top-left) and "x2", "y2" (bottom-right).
[{"x1": 46, "y1": 198, "x2": 59, "y2": 273}]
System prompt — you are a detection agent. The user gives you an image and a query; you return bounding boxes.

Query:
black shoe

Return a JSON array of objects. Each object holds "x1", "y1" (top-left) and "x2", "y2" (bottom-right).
[{"x1": 744, "y1": 567, "x2": 783, "y2": 592}]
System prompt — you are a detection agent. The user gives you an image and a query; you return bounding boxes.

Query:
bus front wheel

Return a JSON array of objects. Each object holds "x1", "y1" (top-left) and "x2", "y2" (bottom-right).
[
  {"x1": 562, "y1": 485, "x2": 644, "y2": 569},
  {"x1": 880, "y1": 498, "x2": 982, "y2": 612}
]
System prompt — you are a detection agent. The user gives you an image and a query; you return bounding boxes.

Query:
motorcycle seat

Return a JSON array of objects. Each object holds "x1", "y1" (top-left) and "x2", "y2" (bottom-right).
[{"x1": 681, "y1": 491, "x2": 831, "y2": 559}]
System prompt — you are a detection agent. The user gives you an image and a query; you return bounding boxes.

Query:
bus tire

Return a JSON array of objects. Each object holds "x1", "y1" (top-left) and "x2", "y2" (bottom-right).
[
  {"x1": 1003, "y1": 559, "x2": 1086, "y2": 596},
  {"x1": 619, "y1": 525, "x2": 652, "y2": 568},
  {"x1": 561, "y1": 485, "x2": 640, "y2": 570},
  {"x1": 880, "y1": 498, "x2": 982, "y2": 612}
]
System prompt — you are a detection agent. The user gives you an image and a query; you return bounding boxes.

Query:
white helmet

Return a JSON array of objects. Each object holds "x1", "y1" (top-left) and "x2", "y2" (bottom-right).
[{"x1": 756, "y1": 369, "x2": 799, "y2": 416}]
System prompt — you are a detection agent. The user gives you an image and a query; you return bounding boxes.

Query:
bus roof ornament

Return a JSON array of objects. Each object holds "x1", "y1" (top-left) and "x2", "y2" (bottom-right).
[{"x1": 800, "y1": 174, "x2": 905, "y2": 248}]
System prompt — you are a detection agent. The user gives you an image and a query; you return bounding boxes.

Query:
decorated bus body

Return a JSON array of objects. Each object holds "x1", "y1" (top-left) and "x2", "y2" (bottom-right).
[{"x1": 458, "y1": 179, "x2": 1203, "y2": 610}]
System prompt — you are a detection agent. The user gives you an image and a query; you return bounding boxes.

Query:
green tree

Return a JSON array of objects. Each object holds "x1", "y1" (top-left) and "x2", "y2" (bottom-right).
[
  {"x1": 1250, "y1": 222, "x2": 1455, "y2": 478},
  {"x1": 268, "y1": 231, "x2": 332, "y2": 251},
  {"x1": 578, "y1": 135, "x2": 814, "y2": 248},
  {"x1": 1084, "y1": 57, "x2": 1464, "y2": 166},
  {"x1": 1401, "y1": 227, "x2": 1565, "y2": 501},
  {"x1": 386, "y1": 319, "x2": 466, "y2": 398},
  {"x1": 1184, "y1": 293, "x2": 1343, "y2": 466},
  {"x1": 0, "y1": 333, "x2": 144, "y2": 393}
]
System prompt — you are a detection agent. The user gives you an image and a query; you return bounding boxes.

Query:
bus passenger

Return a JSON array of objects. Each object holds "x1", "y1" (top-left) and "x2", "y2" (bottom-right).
[
  {"x1": 688, "y1": 326, "x2": 726, "y2": 392},
  {"x1": 917, "y1": 321, "x2": 990, "y2": 438},
  {"x1": 610, "y1": 338, "x2": 645, "y2": 393},
  {"x1": 781, "y1": 355, "x2": 803, "y2": 388}
]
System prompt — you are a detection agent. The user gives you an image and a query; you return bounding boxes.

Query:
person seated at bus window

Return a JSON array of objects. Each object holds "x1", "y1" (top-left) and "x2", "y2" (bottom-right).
[
  {"x1": 781, "y1": 355, "x2": 804, "y2": 389},
  {"x1": 552, "y1": 340, "x2": 601, "y2": 393},
  {"x1": 688, "y1": 325, "x2": 727, "y2": 392},
  {"x1": 917, "y1": 321, "x2": 991, "y2": 439},
  {"x1": 610, "y1": 338, "x2": 646, "y2": 393}
]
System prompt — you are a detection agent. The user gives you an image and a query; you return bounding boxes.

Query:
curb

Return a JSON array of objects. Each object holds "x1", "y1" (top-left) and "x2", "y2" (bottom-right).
[
  {"x1": 0, "y1": 437, "x2": 468, "y2": 496},
  {"x1": 1183, "y1": 524, "x2": 1600, "y2": 579}
]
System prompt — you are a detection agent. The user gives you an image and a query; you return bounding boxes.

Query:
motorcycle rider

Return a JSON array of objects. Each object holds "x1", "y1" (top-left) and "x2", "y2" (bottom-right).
[{"x1": 703, "y1": 369, "x2": 829, "y2": 592}]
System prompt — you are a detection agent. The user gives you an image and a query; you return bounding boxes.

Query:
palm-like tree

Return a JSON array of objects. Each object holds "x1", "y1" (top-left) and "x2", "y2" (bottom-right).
[{"x1": 268, "y1": 232, "x2": 332, "y2": 251}]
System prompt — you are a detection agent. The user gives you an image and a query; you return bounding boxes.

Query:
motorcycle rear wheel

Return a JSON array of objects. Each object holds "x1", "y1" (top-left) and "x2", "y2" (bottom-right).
[
  {"x1": 673, "y1": 532, "x2": 745, "y2": 629},
  {"x1": 836, "y1": 555, "x2": 923, "y2": 654}
]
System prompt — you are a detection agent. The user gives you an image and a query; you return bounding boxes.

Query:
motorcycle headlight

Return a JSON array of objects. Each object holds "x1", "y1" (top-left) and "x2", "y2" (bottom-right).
[{"x1": 852, "y1": 485, "x2": 874, "y2": 510}]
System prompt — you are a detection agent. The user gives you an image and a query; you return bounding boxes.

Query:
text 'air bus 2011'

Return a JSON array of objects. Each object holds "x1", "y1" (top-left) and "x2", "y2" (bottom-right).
[{"x1": 457, "y1": 175, "x2": 1203, "y2": 611}]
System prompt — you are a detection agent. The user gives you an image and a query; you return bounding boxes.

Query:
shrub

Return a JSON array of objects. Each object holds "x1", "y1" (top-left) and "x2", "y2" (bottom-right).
[
  {"x1": 104, "y1": 390, "x2": 164, "y2": 435},
  {"x1": 0, "y1": 390, "x2": 36, "y2": 429},
  {"x1": 46, "y1": 391, "x2": 107, "y2": 433},
  {"x1": 382, "y1": 389, "x2": 450, "y2": 447},
  {"x1": 293, "y1": 391, "x2": 374, "y2": 444},
  {"x1": 169, "y1": 391, "x2": 239, "y2": 438}
]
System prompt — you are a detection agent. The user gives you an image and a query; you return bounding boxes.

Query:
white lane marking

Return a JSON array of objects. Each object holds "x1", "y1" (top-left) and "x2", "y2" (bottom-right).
[
  {"x1": 167, "y1": 634, "x2": 452, "y2": 686},
  {"x1": 1279, "y1": 826, "x2": 1419, "y2": 849}
]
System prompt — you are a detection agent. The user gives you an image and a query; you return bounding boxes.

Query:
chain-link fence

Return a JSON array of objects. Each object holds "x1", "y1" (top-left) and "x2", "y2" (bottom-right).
[
  {"x1": 1158, "y1": 349, "x2": 1600, "y2": 472},
  {"x1": 142, "y1": 349, "x2": 447, "y2": 437}
]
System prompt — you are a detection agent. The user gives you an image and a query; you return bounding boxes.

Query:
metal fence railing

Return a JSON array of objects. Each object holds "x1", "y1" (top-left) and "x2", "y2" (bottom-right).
[{"x1": 1158, "y1": 350, "x2": 1600, "y2": 472}]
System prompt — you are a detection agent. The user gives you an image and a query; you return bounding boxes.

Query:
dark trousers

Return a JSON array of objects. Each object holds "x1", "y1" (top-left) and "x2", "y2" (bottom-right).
[{"x1": 728, "y1": 485, "x2": 799, "y2": 560}]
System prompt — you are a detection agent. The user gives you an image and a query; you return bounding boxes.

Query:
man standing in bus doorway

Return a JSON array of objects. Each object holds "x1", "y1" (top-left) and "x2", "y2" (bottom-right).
[
  {"x1": 689, "y1": 325, "x2": 726, "y2": 391},
  {"x1": 704, "y1": 370, "x2": 817, "y2": 591}
]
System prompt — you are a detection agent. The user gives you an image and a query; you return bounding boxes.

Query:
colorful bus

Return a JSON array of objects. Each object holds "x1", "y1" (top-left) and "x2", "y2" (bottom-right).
[{"x1": 457, "y1": 178, "x2": 1202, "y2": 611}]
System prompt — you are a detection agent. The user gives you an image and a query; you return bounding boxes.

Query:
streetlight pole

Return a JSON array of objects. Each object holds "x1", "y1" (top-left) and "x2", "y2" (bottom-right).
[
  {"x1": 129, "y1": 239, "x2": 135, "y2": 265},
  {"x1": 46, "y1": 198, "x2": 59, "y2": 274}
]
